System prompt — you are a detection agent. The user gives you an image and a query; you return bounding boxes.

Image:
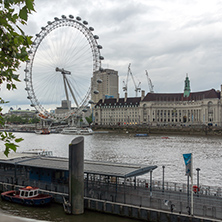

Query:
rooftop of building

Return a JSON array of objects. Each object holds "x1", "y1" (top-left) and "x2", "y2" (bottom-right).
[
  {"x1": 96, "y1": 88, "x2": 220, "y2": 106},
  {"x1": 96, "y1": 97, "x2": 141, "y2": 107},
  {"x1": 0, "y1": 153, "x2": 157, "y2": 178},
  {"x1": 143, "y1": 88, "x2": 220, "y2": 102}
]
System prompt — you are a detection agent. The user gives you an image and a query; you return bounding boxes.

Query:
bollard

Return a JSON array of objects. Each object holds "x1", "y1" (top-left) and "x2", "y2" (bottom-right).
[{"x1": 69, "y1": 136, "x2": 84, "y2": 214}]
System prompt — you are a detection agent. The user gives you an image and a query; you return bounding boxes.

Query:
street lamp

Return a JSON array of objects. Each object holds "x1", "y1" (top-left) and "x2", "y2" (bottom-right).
[
  {"x1": 196, "y1": 168, "x2": 200, "y2": 196},
  {"x1": 162, "y1": 166, "x2": 165, "y2": 192}
]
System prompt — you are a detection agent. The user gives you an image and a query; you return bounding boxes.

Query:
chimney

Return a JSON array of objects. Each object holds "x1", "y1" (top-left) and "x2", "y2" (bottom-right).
[
  {"x1": 124, "y1": 92, "x2": 127, "y2": 102},
  {"x1": 141, "y1": 90, "x2": 145, "y2": 100},
  {"x1": 117, "y1": 93, "x2": 119, "y2": 103},
  {"x1": 221, "y1": 85, "x2": 222, "y2": 99}
]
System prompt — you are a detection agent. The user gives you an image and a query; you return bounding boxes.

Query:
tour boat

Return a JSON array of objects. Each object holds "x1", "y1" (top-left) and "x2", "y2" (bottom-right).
[
  {"x1": 1, "y1": 186, "x2": 53, "y2": 206},
  {"x1": 22, "y1": 149, "x2": 53, "y2": 156},
  {"x1": 61, "y1": 127, "x2": 93, "y2": 135},
  {"x1": 35, "y1": 128, "x2": 50, "y2": 134},
  {"x1": 134, "y1": 133, "x2": 149, "y2": 137}
]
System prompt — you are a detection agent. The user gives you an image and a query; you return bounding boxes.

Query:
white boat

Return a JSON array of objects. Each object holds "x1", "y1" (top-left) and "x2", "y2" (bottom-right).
[
  {"x1": 79, "y1": 128, "x2": 93, "y2": 135},
  {"x1": 61, "y1": 127, "x2": 78, "y2": 134},
  {"x1": 22, "y1": 149, "x2": 53, "y2": 156},
  {"x1": 61, "y1": 127, "x2": 93, "y2": 135},
  {"x1": 35, "y1": 128, "x2": 50, "y2": 134}
]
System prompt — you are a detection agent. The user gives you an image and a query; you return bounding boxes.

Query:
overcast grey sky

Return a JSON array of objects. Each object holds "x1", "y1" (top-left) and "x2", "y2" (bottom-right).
[{"x1": 2, "y1": 0, "x2": 222, "y2": 112}]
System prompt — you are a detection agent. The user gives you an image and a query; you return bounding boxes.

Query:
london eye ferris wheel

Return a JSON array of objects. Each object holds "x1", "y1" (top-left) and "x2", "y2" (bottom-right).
[{"x1": 24, "y1": 15, "x2": 104, "y2": 121}]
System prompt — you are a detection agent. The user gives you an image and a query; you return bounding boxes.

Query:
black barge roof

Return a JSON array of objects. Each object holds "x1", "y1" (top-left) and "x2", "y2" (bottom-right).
[{"x1": 0, "y1": 154, "x2": 157, "y2": 178}]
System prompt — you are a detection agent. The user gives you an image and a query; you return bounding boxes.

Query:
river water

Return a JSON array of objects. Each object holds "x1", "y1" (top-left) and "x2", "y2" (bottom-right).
[{"x1": 0, "y1": 132, "x2": 221, "y2": 221}]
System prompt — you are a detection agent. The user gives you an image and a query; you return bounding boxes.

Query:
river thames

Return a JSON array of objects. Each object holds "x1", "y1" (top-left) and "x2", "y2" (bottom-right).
[{"x1": 0, "y1": 132, "x2": 221, "y2": 221}]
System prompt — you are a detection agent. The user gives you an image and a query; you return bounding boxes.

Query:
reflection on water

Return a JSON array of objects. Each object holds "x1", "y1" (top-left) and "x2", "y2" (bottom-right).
[{"x1": 0, "y1": 132, "x2": 222, "y2": 187}]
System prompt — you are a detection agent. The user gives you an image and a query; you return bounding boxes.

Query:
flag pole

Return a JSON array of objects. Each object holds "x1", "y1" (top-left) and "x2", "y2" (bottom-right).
[{"x1": 191, "y1": 153, "x2": 193, "y2": 216}]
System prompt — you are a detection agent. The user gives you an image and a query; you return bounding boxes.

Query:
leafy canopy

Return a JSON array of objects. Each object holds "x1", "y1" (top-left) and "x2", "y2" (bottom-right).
[{"x1": 0, "y1": 0, "x2": 35, "y2": 156}]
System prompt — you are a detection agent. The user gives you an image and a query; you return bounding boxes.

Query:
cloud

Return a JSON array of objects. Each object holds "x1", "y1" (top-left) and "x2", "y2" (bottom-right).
[{"x1": 2, "y1": 0, "x2": 222, "y2": 112}]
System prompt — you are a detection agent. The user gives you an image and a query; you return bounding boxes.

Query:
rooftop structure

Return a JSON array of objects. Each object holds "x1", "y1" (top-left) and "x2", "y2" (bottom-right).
[{"x1": 0, "y1": 154, "x2": 157, "y2": 178}]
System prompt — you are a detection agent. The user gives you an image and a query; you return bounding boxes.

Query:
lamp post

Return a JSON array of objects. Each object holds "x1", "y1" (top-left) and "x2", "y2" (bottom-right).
[
  {"x1": 162, "y1": 165, "x2": 165, "y2": 192},
  {"x1": 196, "y1": 168, "x2": 200, "y2": 196}
]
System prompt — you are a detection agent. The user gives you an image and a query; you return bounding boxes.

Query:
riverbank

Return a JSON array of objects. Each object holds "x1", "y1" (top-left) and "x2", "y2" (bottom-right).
[
  {"x1": 92, "y1": 125, "x2": 222, "y2": 136},
  {"x1": 2, "y1": 124, "x2": 222, "y2": 136}
]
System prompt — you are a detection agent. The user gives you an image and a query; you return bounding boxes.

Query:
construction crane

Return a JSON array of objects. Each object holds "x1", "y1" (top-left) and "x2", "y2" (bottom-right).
[
  {"x1": 122, "y1": 65, "x2": 129, "y2": 93},
  {"x1": 123, "y1": 63, "x2": 141, "y2": 97},
  {"x1": 145, "y1": 70, "x2": 154, "y2": 93}
]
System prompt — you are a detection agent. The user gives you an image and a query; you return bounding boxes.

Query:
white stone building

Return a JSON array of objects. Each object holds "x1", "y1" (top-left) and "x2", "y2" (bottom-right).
[{"x1": 94, "y1": 76, "x2": 222, "y2": 126}]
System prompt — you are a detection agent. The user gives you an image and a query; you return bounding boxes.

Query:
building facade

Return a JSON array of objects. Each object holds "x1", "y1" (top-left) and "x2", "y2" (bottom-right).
[
  {"x1": 91, "y1": 69, "x2": 119, "y2": 104},
  {"x1": 94, "y1": 76, "x2": 222, "y2": 126},
  {"x1": 94, "y1": 92, "x2": 143, "y2": 126}
]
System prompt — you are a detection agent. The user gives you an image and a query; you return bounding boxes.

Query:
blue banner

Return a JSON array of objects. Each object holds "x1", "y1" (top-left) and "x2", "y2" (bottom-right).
[{"x1": 183, "y1": 153, "x2": 192, "y2": 177}]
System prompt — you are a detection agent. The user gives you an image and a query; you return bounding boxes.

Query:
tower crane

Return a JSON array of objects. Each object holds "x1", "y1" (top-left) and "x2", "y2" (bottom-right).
[
  {"x1": 122, "y1": 65, "x2": 129, "y2": 93},
  {"x1": 123, "y1": 63, "x2": 141, "y2": 97},
  {"x1": 145, "y1": 70, "x2": 154, "y2": 93}
]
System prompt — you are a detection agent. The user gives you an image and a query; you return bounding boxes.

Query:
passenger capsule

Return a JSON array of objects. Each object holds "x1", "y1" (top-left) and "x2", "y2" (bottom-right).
[
  {"x1": 97, "y1": 79, "x2": 103, "y2": 83},
  {"x1": 27, "y1": 96, "x2": 32, "y2": 99},
  {"x1": 61, "y1": 15, "x2": 66, "y2": 19},
  {"x1": 82, "y1": 108, "x2": 88, "y2": 112},
  {"x1": 25, "y1": 87, "x2": 30, "y2": 91},
  {"x1": 24, "y1": 69, "x2": 29, "y2": 73},
  {"x1": 41, "y1": 27, "x2": 46, "y2": 30},
  {"x1": 83, "y1": 21, "x2": 88, "y2": 25},
  {"x1": 97, "y1": 45, "x2": 102, "y2": 49},
  {"x1": 76, "y1": 16, "x2": 81, "y2": 21},
  {"x1": 99, "y1": 56, "x2": 104, "y2": 60},
  {"x1": 89, "y1": 27, "x2": 94, "y2": 31},
  {"x1": 36, "y1": 34, "x2": 40, "y2": 37},
  {"x1": 94, "y1": 35, "x2": 99, "y2": 39},
  {"x1": 24, "y1": 78, "x2": 29, "y2": 81},
  {"x1": 54, "y1": 17, "x2": 59, "y2": 21},
  {"x1": 93, "y1": 90, "x2": 99, "y2": 94},
  {"x1": 88, "y1": 100, "x2": 94, "y2": 104},
  {"x1": 47, "y1": 21, "x2": 52, "y2": 25},
  {"x1": 30, "y1": 104, "x2": 35, "y2": 107},
  {"x1": 69, "y1": 15, "x2": 74, "y2": 19}
]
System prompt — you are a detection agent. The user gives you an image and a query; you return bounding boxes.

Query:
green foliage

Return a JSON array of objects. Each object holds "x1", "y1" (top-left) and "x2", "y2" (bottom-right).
[
  {"x1": 0, "y1": 0, "x2": 34, "y2": 90},
  {"x1": 85, "y1": 114, "x2": 92, "y2": 124},
  {"x1": 0, "y1": 131, "x2": 24, "y2": 157},
  {"x1": 4, "y1": 114, "x2": 40, "y2": 124},
  {"x1": 0, "y1": 0, "x2": 35, "y2": 156}
]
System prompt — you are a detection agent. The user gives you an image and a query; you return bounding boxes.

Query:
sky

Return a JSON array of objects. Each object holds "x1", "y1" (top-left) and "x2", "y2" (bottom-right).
[{"x1": 1, "y1": 0, "x2": 222, "y2": 113}]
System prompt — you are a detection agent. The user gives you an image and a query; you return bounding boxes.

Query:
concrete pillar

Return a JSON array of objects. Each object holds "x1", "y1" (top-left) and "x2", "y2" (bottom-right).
[{"x1": 69, "y1": 136, "x2": 84, "y2": 214}]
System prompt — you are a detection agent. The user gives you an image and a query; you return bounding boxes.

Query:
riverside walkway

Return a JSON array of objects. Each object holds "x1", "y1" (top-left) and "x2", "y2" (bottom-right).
[{"x1": 0, "y1": 153, "x2": 221, "y2": 221}]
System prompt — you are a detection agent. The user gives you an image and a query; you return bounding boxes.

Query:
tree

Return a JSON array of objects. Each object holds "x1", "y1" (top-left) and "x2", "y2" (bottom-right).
[
  {"x1": 85, "y1": 114, "x2": 92, "y2": 125},
  {"x1": 0, "y1": 0, "x2": 35, "y2": 156}
]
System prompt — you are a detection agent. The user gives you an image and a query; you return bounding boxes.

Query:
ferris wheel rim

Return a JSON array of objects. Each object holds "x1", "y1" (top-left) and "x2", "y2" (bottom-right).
[{"x1": 24, "y1": 15, "x2": 103, "y2": 120}]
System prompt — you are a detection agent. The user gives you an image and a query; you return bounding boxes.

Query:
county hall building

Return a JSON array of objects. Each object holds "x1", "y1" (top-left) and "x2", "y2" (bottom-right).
[{"x1": 93, "y1": 76, "x2": 222, "y2": 126}]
